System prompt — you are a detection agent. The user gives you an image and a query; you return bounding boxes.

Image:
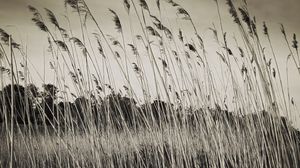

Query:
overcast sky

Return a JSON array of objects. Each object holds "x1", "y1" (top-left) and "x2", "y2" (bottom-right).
[
  {"x1": 1, "y1": 0, "x2": 300, "y2": 126},
  {"x1": 1, "y1": 0, "x2": 299, "y2": 36},
  {"x1": 0, "y1": 0, "x2": 299, "y2": 52}
]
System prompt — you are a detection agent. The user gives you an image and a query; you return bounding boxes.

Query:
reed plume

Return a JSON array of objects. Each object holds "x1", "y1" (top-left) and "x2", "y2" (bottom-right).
[
  {"x1": 292, "y1": 34, "x2": 298, "y2": 51},
  {"x1": 226, "y1": 0, "x2": 240, "y2": 24},
  {"x1": 109, "y1": 9, "x2": 122, "y2": 33},
  {"x1": 123, "y1": 0, "x2": 130, "y2": 13},
  {"x1": 139, "y1": 0, "x2": 149, "y2": 11},
  {"x1": 44, "y1": 8, "x2": 60, "y2": 28}
]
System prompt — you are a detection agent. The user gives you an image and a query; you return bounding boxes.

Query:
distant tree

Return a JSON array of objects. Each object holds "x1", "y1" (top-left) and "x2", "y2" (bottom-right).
[
  {"x1": 74, "y1": 96, "x2": 89, "y2": 127},
  {"x1": 91, "y1": 97, "x2": 106, "y2": 129},
  {"x1": 41, "y1": 84, "x2": 58, "y2": 125},
  {"x1": 140, "y1": 100, "x2": 170, "y2": 127},
  {"x1": 57, "y1": 101, "x2": 77, "y2": 131},
  {"x1": 104, "y1": 93, "x2": 138, "y2": 130},
  {"x1": 42, "y1": 84, "x2": 58, "y2": 98},
  {"x1": 26, "y1": 84, "x2": 39, "y2": 98},
  {"x1": 150, "y1": 100, "x2": 168, "y2": 123},
  {"x1": 1, "y1": 84, "x2": 34, "y2": 124}
]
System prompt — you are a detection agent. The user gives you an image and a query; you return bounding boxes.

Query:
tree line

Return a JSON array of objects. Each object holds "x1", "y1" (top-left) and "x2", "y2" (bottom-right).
[
  {"x1": 0, "y1": 83, "x2": 193, "y2": 131},
  {"x1": 0, "y1": 83, "x2": 299, "y2": 139}
]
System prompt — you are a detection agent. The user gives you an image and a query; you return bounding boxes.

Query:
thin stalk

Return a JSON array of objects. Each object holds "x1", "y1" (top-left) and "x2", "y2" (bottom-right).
[{"x1": 9, "y1": 35, "x2": 14, "y2": 168}]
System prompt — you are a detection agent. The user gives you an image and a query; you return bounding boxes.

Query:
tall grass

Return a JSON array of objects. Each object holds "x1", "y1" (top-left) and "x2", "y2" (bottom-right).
[{"x1": 0, "y1": 0, "x2": 300, "y2": 167}]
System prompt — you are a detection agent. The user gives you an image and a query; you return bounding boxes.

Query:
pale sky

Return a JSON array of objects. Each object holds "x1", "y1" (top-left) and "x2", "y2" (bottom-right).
[{"x1": 0, "y1": 0, "x2": 300, "y2": 126}]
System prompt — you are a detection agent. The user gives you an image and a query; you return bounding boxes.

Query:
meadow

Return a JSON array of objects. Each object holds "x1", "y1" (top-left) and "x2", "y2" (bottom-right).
[{"x1": 0, "y1": 0, "x2": 300, "y2": 167}]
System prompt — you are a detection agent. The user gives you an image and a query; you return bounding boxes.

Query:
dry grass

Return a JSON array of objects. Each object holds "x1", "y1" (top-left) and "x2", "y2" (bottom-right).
[{"x1": 0, "y1": 0, "x2": 300, "y2": 167}]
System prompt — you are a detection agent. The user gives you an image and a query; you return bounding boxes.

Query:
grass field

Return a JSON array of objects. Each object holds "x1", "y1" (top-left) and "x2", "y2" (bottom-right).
[{"x1": 0, "y1": 0, "x2": 300, "y2": 167}]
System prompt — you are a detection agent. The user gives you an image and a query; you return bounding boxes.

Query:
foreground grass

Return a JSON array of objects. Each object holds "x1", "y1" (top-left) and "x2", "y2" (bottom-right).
[
  {"x1": 1, "y1": 111, "x2": 299, "y2": 168},
  {"x1": 0, "y1": 0, "x2": 300, "y2": 167}
]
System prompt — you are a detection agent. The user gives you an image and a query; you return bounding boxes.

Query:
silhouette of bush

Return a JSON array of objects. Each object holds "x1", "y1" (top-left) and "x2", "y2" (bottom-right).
[
  {"x1": 103, "y1": 93, "x2": 139, "y2": 130},
  {"x1": 40, "y1": 84, "x2": 58, "y2": 125},
  {"x1": 0, "y1": 84, "x2": 35, "y2": 124}
]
